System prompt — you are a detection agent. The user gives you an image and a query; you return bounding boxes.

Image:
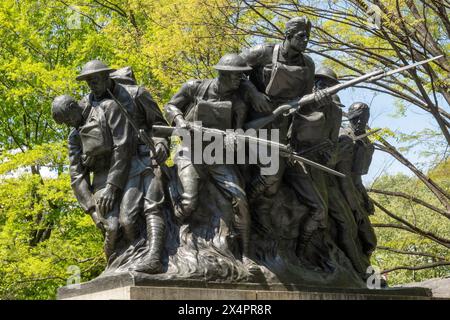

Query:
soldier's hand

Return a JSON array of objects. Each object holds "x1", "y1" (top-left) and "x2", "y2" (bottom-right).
[
  {"x1": 252, "y1": 93, "x2": 272, "y2": 113},
  {"x1": 314, "y1": 89, "x2": 332, "y2": 108},
  {"x1": 154, "y1": 143, "x2": 169, "y2": 164},
  {"x1": 97, "y1": 184, "x2": 117, "y2": 216}
]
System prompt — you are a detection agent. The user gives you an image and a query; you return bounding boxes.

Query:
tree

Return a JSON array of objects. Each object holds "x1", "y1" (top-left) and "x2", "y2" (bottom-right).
[
  {"x1": 0, "y1": 143, "x2": 104, "y2": 300},
  {"x1": 0, "y1": 0, "x2": 448, "y2": 297},
  {"x1": 369, "y1": 161, "x2": 450, "y2": 283}
]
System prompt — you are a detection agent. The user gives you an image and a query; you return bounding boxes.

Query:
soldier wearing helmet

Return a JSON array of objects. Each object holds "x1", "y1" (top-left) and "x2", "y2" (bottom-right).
[
  {"x1": 336, "y1": 102, "x2": 377, "y2": 262},
  {"x1": 73, "y1": 59, "x2": 170, "y2": 274},
  {"x1": 164, "y1": 53, "x2": 259, "y2": 273},
  {"x1": 289, "y1": 67, "x2": 370, "y2": 277}
]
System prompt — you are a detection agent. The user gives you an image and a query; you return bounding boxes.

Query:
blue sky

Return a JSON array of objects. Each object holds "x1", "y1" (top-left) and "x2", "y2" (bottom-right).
[{"x1": 337, "y1": 86, "x2": 447, "y2": 186}]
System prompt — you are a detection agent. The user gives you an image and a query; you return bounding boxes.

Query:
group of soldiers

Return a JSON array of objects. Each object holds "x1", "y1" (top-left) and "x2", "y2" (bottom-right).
[{"x1": 52, "y1": 16, "x2": 377, "y2": 281}]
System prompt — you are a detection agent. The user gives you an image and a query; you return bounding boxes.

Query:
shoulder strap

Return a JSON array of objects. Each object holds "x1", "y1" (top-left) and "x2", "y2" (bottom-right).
[
  {"x1": 195, "y1": 79, "x2": 214, "y2": 101},
  {"x1": 272, "y1": 44, "x2": 280, "y2": 66}
]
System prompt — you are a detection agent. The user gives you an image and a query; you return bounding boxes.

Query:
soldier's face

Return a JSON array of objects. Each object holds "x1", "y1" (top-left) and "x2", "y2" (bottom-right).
[
  {"x1": 314, "y1": 78, "x2": 334, "y2": 90},
  {"x1": 86, "y1": 73, "x2": 110, "y2": 99},
  {"x1": 289, "y1": 30, "x2": 308, "y2": 52},
  {"x1": 350, "y1": 111, "x2": 370, "y2": 132},
  {"x1": 54, "y1": 103, "x2": 83, "y2": 128},
  {"x1": 218, "y1": 71, "x2": 242, "y2": 92}
]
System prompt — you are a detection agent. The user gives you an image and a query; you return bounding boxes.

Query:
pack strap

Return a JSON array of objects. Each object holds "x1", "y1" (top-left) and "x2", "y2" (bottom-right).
[{"x1": 272, "y1": 44, "x2": 280, "y2": 66}]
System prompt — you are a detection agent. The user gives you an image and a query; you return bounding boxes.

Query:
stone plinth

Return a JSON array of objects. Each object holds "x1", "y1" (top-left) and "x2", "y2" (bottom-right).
[{"x1": 58, "y1": 272, "x2": 433, "y2": 300}]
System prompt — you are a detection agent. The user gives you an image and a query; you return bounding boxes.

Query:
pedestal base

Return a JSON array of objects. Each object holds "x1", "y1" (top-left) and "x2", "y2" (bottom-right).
[{"x1": 58, "y1": 272, "x2": 433, "y2": 300}]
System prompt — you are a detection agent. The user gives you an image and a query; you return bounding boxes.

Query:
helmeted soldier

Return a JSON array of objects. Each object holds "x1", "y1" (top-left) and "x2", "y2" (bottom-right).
[
  {"x1": 337, "y1": 102, "x2": 377, "y2": 259},
  {"x1": 164, "y1": 53, "x2": 258, "y2": 272},
  {"x1": 74, "y1": 60, "x2": 170, "y2": 273},
  {"x1": 52, "y1": 94, "x2": 131, "y2": 261},
  {"x1": 291, "y1": 67, "x2": 369, "y2": 276},
  {"x1": 285, "y1": 67, "x2": 343, "y2": 258}
]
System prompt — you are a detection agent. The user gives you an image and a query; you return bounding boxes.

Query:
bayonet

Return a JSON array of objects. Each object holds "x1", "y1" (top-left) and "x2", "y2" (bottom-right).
[{"x1": 152, "y1": 124, "x2": 346, "y2": 178}]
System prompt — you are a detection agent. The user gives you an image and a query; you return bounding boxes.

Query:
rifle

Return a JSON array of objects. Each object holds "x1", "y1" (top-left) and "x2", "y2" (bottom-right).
[
  {"x1": 107, "y1": 89, "x2": 162, "y2": 165},
  {"x1": 152, "y1": 124, "x2": 346, "y2": 178},
  {"x1": 297, "y1": 140, "x2": 334, "y2": 156},
  {"x1": 353, "y1": 128, "x2": 381, "y2": 141},
  {"x1": 244, "y1": 55, "x2": 443, "y2": 130}
]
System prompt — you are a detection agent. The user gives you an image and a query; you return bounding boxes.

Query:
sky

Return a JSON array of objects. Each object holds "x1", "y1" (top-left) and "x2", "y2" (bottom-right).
[{"x1": 337, "y1": 85, "x2": 447, "y2": 186}]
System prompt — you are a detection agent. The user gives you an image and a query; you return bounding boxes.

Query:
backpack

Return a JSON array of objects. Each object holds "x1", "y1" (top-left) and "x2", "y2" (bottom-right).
[{"x1": 79, "y1": 102, "x2": 112, "y2": 157}]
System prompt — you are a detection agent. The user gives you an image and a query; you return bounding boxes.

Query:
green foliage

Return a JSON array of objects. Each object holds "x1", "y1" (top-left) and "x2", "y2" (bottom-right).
[
  {"x1": 370, "y1": 164, "x2": 450, "y2": 285},
  {"x1": 0, "y1": 141, "x2": 67, "y2": 175},
  {"x1": 0, "y1": 142, "x2": 105, "y2": 300},
  {"x1": 0, "y1": 0, "x2": 246, "y2": 300}
]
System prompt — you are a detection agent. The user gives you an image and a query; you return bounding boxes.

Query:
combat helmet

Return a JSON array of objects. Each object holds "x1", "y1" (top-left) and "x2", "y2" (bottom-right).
[
  {"x1": 76, "y1": 60, "x2": 116, "y2": 81},
  {"x1": 213, "y1": 53, "x2": 252, "y2": 72},
  {"x1": 348, "y1": 102, "x2": 370, "y2": 120},
  {"x1": 315, "y1": 67, "x2": 339, "y2": 85}
]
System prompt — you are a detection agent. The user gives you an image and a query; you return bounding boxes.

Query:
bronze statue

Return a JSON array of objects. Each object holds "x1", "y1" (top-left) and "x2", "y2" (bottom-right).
[
  {"x1": 73, "y1": 60, "x2": 168, "y2": 273},
  {"x1": 163, "y1": 53, "x2": 259, "y2": 273},
  {"x1": 337, "y1": 103, "x2": 377, "y2": 259},
  {"x1": 52, "y1": 94, "x2": 132, "y2": 261},
  {"x1": 240, "y1": 17, "x2": 331, "y2": 216},
  {"x1": 295, "y1": 67, "x2": 370, "y2": 278},
  {"x1": 56, "y1": 15, "x2": 441, "y2": 289}
]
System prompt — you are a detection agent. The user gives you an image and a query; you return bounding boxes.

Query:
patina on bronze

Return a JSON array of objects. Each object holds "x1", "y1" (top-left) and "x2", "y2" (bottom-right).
[{"x1": 52, "y1": 16, "x2": 441, "y2": 291}]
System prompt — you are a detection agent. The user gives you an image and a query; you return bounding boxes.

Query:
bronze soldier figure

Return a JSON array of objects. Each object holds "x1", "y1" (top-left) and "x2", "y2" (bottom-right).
[
  {"x1": 74, "y1": 60, "x2": 170, "y2": 273},
  {"x1": 164, "y1": 53, "x2": 258, "y2": 272},
  {"x1": 337, "y1": 102, "x2": 377, "y2": 258},
  {"x1": 52, "y1": 94, "x2": 131, "y2": 261},
  {"x1": 296, "y1": 68, "x2": 370, "y2": 276},
  {"x1": 239, "y1": 16, "x2": 331, "y2": 208},
  {"x1": 286, "y1": 67, "x2": 343, "y2": 258}
]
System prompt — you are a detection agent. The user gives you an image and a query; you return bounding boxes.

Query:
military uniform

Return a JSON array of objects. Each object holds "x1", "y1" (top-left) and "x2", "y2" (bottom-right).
[
  {"x1": 337, "y1": 127, "x2": 377, "y2": 257},
  {"x1": 164, "y1": 78, "x2": 250, "y2": 237},
  {"x1": 70, "y1": 76, "x2": 169, "y2": 270},
  {"x1": 164, "y1": 53, "x2": 258, "y2": 268},
  {"x1": 240, "y1": 43, "x2": 316, "y2": 204},
  {"x1": 69, "y1": 98, "x2": 132, "y2": 259}
]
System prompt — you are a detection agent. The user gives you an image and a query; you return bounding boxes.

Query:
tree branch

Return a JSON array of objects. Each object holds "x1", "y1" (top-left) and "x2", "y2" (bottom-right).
[
  {"x1": 382, "y1": 261, "x2": 450, "y2": 274},
  {"x1": 369, "y1": 188, "x2": 450, "y2": 219},
  {"x1": 371, "y1": 198, "x2": 450, "y2": 248}
]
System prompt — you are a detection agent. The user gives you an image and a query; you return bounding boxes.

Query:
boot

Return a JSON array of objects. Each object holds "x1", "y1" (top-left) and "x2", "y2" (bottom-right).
[
  {"x1": 296, "y1": 219, "x2": 320, "y2": 257},
  {"x1": 133, "y1": 213, "x2": 165, "y2": 274}
]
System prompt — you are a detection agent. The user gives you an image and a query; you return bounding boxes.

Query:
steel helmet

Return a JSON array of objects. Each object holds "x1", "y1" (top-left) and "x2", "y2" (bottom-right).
[
  {"x1": 348, "y1": 102, "x2": 370, "y2": 119},
  {"x1": 76, "y1": 60, "x2": 116, "y2": 81},
  {"x1": 213, "y1": 53, "x2": 252, "y2": 72},
  {"x1": 315, "y1": 67, "x2": 339, "y2": 84}
]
